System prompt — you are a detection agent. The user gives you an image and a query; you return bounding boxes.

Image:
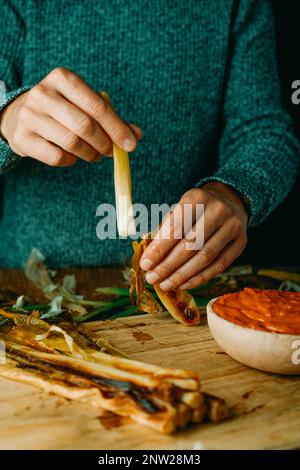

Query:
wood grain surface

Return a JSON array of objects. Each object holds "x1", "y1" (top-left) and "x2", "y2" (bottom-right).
[{"x1": 0, "y1": 268, "x2": 300, "y2": 450}]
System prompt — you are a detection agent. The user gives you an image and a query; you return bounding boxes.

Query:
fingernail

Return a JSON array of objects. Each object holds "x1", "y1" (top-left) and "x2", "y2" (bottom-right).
[
  {"x1": 140, "y1": 258, "x2": 153, "y2": 271},
  {"x1": 135, "y1": 126, "x2": 142, "y2": 138},
  {"x1": 159, "y1": 279, "x2": 174, "y2": 291},
  {"x1": 123, "y1": 137, "x2": 136, "y2": 152},
  {"x1": 134, "y1": 126, "x2": 142, "y2": 139},
  {"x1": 145, "y1": 271, "x2": 159, "y2": 284}
]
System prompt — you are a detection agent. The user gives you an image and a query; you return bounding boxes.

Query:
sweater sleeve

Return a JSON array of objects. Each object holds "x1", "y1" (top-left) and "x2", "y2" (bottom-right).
[
  {"x1": 0, "y1": 1, "x2": 33, "y2": 173},
  {"x1": 197, "y1": 0, "x2": 300, "y2": 226}
]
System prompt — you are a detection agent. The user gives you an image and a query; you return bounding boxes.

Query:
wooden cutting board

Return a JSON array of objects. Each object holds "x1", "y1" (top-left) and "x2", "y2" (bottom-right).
[{"x1": 0, "y1": 268, "x2": 300, "y2": 450}]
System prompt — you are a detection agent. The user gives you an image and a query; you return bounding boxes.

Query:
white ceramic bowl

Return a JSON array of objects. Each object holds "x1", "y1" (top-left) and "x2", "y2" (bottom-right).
[{"x1": 207, "y1": 298, "x2": 300, "y2": 375}]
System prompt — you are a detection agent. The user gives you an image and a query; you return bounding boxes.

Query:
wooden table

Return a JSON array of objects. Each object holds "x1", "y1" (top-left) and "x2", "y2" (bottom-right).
[{"x1": 0, "y1": 268, "x2": 300, "y2": 450}]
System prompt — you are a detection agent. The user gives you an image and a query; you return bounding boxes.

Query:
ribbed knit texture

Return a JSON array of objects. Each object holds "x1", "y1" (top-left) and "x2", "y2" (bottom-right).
[{"x1": 0, "y1": 0, "x2": 299, "y2": 267}]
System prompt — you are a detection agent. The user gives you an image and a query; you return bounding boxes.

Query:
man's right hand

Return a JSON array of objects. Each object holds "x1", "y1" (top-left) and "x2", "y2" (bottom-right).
[{"x1": 0, "y1": 67, "x2": 141, "y2": 166}]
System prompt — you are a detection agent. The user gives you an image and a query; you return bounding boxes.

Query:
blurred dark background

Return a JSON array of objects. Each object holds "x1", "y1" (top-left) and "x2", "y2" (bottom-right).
[{"x1": 240, "y1": 0, "x2": 300, "y2": 267}]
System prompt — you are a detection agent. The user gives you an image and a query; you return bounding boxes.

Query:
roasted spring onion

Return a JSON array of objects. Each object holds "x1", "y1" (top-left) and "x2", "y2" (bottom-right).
[
  {"x1": 130, "y1": 234, "x2": 201, "y2": 325},
  {"x1": 100, "y1": 91, "x2": 136, "y2": 237},
  {"x1": 0, "y1": 310, "x2": 228, "y2": 433}
]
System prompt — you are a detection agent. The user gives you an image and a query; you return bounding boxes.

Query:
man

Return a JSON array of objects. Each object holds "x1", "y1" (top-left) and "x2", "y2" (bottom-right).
[{"x1": 0, "y1": 0, "x2": 298, "y2": 292}]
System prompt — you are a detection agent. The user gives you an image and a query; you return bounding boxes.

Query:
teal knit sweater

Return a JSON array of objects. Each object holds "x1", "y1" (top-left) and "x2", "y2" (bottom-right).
[{"x1": 0, "y1": 0, "x2": 299, "y2": 267}]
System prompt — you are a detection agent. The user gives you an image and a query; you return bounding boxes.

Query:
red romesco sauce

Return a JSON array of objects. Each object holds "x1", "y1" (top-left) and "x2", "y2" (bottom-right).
[{"x1": 213, "y1": 288, "x2": 300, "y2": 335}]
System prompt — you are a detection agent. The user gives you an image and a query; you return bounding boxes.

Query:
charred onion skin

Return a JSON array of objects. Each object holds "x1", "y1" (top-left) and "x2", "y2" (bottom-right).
[
  {"x1": 130, "y1": 235, "x2": 201, "y2": 325},
  {"x1": 0, "y1": 309, "x2": 228, "y2": 433},
  {"x1": 130, "y1": 239, "x2": 163, "y2": 315}
]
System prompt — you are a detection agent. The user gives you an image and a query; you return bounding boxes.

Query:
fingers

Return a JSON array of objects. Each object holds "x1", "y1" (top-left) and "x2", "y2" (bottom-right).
[
  {"x1": 180, "y1": 239, "x2": 247, "y2": 290},
  {"x1": 144, "y1": 236, "x2": 198, "y2": 285},
  {"x1": 2, "y1": 68, "x2": 142, "y2": 166},
  {"x1": 140, "y1": 188, "x2": 227, "y2": 273},
  {"x1": 141, "y1": 185, "x2": 248, "y2": 293},
  {"x1": 20, "y1": 134, "x2": 77, "y2": 167},
  {"x1": 43, "y1": 67, "x2": 137, "y2": 152},
  {"x1": 140, "y1": 203, "x2": 186, "y2": 272},
  {"x1": 146, "y1": 220, "x2": 236, "y2": 289},
  {"x1": 26, "y1": 86, "x2": 113, "y2": 156},
  {"x1": 27, "y1": 112, "x2": 101, "y2": 162}
]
